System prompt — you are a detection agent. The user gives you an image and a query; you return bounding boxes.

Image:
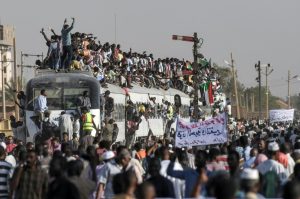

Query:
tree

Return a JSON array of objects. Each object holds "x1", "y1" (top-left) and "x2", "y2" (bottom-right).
[
  {"x1": 290, "y1": 94, "x2": 300, "y2": 110},
  {"x1": 214, "y1": 63, "x2": 245, "y2": 101},
  {"x1": 4, "y1": 78, "x2": 21, "y2": 101},
  {"x1": 214, "y1": 63, "x2": 281, "y2": 112}
]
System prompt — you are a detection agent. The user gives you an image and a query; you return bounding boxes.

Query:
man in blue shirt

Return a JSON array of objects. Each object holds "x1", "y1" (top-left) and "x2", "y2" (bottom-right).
[
  {"x1": 61, "y1": 18, "x2": 75, "y2": 71},
  {"x1": 167, "y1": 150, "x2": 207, "y2": 198},
  {"x1": 34, "y1": 89, "x2": 48, "y2": 122}
]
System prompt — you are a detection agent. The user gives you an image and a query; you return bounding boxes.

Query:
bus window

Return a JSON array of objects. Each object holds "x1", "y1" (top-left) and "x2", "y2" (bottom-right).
[
  {"x1": 64, "y1": 88, "x2": 90, "y2": 109},
  {"x1": 34, "y1": 88, "x2": 63, "y2": 110},
  {"x1": 113, "y1": 103, "x2": 125, "y2": 122}
]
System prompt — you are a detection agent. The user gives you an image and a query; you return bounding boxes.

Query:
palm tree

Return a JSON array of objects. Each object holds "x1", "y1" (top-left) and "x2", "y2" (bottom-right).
[{"x1": 4, "y1": 78, "x2": 22, "y2": 101}]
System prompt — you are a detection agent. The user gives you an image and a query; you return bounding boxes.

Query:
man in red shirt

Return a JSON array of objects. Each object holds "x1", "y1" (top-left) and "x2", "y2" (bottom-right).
[{"x1": 6, "y1": 136, "x2": 16, "y2": 154}]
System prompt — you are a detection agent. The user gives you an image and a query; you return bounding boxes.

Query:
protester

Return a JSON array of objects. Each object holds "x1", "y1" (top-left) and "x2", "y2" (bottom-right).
[
  {"x1": 59, "y1": 111, "x2": 73, "y2": 140},
  {"x1": 11, "y1": 150, "x2": 48, "y2": 199},
  {"x1": 47, "y1": 155, "x2": 80, "y2": 199},
  {"x1": 6, "y1": 17, "x2": 300, "y2": 199},
  {"x1": 0, "y1": 146, "x2": 13, "y2": 199},
  {"x1": 33, "y1": 89, "x2": 48, "y2": 124},
  {"x1": 146, "y1": 158, "x2": 175, "y2": 198},
  {"x1": 61, "y1": 18, "x2": 75, "y2": 71}
]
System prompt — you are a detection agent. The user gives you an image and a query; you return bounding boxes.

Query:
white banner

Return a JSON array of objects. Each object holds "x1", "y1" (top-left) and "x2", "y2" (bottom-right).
[
  {"x1": 269, "y1": 109, "x2": 294, "y2": 123},
  {"x1": 175, "y1": 113, "x2": 227, "y2": 148}
]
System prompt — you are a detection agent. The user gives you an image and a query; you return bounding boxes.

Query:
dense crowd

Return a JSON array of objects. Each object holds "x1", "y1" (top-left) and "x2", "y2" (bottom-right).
[
  {"x1": 2, "y1": 116, "x2": 300, "y2": 199},
  {"x1": 5, "y1": 18, "x2": 299, "y2": 199},
  {"x1": 39, "y1": 18, "x2": 225, "y2": 115}
]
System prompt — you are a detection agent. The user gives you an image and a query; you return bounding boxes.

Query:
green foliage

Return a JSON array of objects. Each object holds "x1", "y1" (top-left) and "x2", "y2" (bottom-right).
[
  {"x1": 214, "y1": 63, "x2": 281, "y2": 110},
  {"x1": 291, "y1": 94, "x2": 300, "y2": 110}
]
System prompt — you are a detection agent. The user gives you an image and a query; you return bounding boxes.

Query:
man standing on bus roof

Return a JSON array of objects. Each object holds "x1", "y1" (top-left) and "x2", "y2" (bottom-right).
[
  {"x1": 61, "y1": 17, "x2": 75, "y2": 72},
  {"x1": 34, "y1": 89, "x2": 48, "y2": 123}
]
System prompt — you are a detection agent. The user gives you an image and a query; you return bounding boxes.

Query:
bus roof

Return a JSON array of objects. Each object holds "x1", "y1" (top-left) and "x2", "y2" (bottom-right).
[
  {"x1": 27, "y1": 72, "x2": 98, "y2": 86},
  {"x1": 102, "y1": 82, "x2": 191, "y2": 98},
  {"x1": 35, "y1": 69, "x2": 93, "y2": 77}
]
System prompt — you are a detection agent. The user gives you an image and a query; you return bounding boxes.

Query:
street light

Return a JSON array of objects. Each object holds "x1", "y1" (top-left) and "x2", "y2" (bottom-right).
[
  {"x1": 224, "y1": 53, "x2": 240, "y2": 119},
  {"x1": 287, "y1": 70, "x2": 299, "y2": 109}
]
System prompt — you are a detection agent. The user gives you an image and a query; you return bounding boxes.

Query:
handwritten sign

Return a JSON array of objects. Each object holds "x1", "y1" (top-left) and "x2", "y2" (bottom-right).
[
  {"x1": 269, "y1": 109, "x2": 294, "y2": 123},
  {"x1": 175, "y1": 113, "x2": 227, "y2": 147}
]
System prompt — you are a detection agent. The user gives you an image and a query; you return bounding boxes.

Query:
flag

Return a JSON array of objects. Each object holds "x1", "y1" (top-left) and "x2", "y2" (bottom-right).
[
  {"x1": 208, "y1": 82, "x2": 214, "y2": 104},
  {"x1": 200, "y1": 82, "x2": 210, "y2": 106}
]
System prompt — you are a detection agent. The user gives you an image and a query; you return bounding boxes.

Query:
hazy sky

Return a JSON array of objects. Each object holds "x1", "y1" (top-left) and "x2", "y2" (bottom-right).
[{"x1": 1, "y1": 0, "x2": 300, "y2": 98}]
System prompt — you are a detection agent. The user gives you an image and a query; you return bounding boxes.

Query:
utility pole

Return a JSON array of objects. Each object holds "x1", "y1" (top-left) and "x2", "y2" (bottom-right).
[
  {"x1": 20, "y1": 51, "x2": 23, "y2": 90},
  {"x1": 230, "y1": 53, "x2": 240, "y2": 119},
  {"x1": 252, "y1": 92, "x2": 255, "y2": 112},
  {"x1": 288, "y1": 70, "x2": 291, "y2": 109},
  {"x1": 20, "y1": 52, "x2": 43, "y2": 90},
  {"x1": 287, "y1": 70, "x2": 299, "y2": 109},
  {"x1": 264, "y1": 64, "x2": 273, "y2": 119},
  {"x1": 172, "y1": 32, "x2": 202, "y2": 121},
  {"x1": 1, "y1": 57, "x2": 5, "y2": 120},
  {"x1": 13, "y1": 38, "x2": 19, "y2": 120},
  {"x1": 192, "y1": 32, "x2": 199, "y2": 120},
  {"x1": 255, "y1": 61, "x2": 262, "y2": 120}
]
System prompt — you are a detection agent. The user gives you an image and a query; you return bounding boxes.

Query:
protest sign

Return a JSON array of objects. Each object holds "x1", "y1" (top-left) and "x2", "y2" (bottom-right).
[
  {"x1": 269, "y1": 109, "x2": 294, "y2": 123},
  {"x1": 175, "y1": 113, "x2": 227, "y2": 148}
]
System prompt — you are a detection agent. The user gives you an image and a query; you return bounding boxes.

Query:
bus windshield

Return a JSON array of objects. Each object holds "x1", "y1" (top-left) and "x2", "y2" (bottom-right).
[{"x1": 29, "y1": 87, "x2": 96, "y2": 110}]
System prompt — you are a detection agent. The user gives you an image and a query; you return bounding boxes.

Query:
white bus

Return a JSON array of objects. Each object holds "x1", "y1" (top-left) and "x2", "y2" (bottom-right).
[
  {"x1": 25, "y1": 70, "x2": 101, "y2": 142},
  {"x1": 101, "y1": 83, "x2": 192, "y2": 142}
]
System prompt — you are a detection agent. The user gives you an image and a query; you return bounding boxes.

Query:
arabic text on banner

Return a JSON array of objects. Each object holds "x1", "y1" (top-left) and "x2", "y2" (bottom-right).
[
  {"x1": 269, "y1": 109, "x2": 294, "y2": 123},
  {"x1": 175, "y1": 113, "x2": 227, "y2": 148}
]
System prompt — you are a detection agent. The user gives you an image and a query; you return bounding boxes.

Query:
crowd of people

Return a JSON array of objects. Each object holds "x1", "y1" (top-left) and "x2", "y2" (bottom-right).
[
  {"x1": 39, "y1": 18, "x2": 225, "y2": 116},
  {"x1": 2, "y1": 114, "x2": 300, "y2": 199},
  {"x1": 4, "y1": 18, "x2": 298, "y2": 199}
]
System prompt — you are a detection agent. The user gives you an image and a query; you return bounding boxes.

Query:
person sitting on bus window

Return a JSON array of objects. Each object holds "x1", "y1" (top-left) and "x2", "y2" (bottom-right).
[
  {"x1": 34, "y1": 89, "x2": 48, "y2": 123},
  {"x1": 76, "y1": 91, "x2": 91, "y2": 111}
]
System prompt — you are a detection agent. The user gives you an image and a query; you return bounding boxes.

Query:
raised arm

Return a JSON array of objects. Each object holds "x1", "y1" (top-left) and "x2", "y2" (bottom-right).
[
  {"x1": 167, "y1": 161, "x2": 185, "y2": 179},
  {"x1": 50, "y1": 28, "x2": 58, "y2": 37},
  {"x1": 65, "y1": 18, "x2": 75, "y2": 32},
  {"x1": 40, "y1": 28, "x2": 50, "y2": 43}
]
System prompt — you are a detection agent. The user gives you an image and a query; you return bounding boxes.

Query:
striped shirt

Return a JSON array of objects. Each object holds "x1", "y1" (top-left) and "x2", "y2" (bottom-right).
[{"x1": 0, "y1": 160, "x2": 13, "y2": 199}]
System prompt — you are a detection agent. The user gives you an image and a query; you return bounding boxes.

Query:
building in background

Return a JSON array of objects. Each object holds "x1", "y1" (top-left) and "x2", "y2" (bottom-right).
[
  {"x1": 0, "y1": 24, "x2": 15, "y2": 120},
  {"x1": 0, "y1": 24, "x2": 14, "y2": 88}
]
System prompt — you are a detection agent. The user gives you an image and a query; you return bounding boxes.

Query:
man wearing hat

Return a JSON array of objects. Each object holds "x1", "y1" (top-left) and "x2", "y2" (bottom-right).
[
  {"x1": 256, "y1": 142, "x2": 288, "y2": 183},
  {"x1": 238, "y1": 168, "x2": 265, "y2": 199},
  {"x1": 97, "y1": 151, "x2": 121, "y2": 199}
]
